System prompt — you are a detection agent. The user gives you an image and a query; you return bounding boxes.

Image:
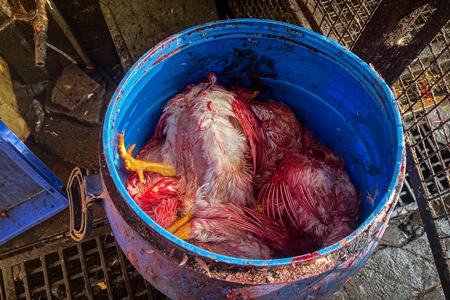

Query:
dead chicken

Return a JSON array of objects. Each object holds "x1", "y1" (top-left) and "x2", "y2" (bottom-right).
[{"x1": 119, "y1": 73, "x2": 359, "y2": 259}]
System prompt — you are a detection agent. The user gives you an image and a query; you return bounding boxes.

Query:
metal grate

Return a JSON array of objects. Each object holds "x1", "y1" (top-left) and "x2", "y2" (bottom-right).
[
  {"x1": 300, "y1": 0, "x2": 380, "y2": 48},
  {"x1": 227, "y1": 0, "x2": 381, "y2": 49},
  {"x1": 389, "y1": 5, "x2": 450, "y2": 225},
  {"x1": 0, "y1": 222, "x2": 167, "y2": 300},
  {"x1": 395, "y1": 8, "x2": 450, "y2": 293},
  {"x1": 226, "y1": 0, "x2": 308, "y2": 29},
  {"x1": 396, "y1": 14, "x2": 450, "y2": 202}
]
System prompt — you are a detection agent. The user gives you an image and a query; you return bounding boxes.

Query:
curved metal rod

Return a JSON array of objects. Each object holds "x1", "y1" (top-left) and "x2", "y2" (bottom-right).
[{"x1": 47, "y1": 42, "x2": 77, "y2": 64}]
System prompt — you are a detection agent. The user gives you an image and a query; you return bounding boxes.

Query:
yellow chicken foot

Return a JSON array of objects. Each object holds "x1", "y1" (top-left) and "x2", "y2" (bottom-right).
[
  {"x1": 172, "y1": 223, "x2": 191, "y2": 240},
  {"x1": 167, "y1": 210, "x2": 193, "y2": 236},
  {"x1": 118, "y1": 132, "x2": 177, "y2": 183}
]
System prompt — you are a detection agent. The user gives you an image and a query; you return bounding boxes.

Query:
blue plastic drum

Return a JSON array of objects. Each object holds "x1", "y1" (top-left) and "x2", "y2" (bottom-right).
[{"x1": 101, "y1": 19, "x2": 404, "y2": 299}]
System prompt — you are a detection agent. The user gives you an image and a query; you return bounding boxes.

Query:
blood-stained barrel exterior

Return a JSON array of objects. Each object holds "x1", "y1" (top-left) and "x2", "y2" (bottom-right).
[{"x1": 101, "y1": 19, "x2": 404, "y2": 299}]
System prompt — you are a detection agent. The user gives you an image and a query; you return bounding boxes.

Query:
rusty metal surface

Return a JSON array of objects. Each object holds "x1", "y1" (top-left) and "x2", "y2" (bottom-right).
[
  {"x1": 300, "y1": 0, "x2": 380, "y2": 49},
  {"x1": 33, "y1": 0, "x2": 48, "y2": 67},
  {"x1": 0, "y1": 1, "x2": 50, "y2": 83},
  {"x1": 227, "y1": 0, "x2": 381, "y2": 49},
  {"x1": 352, "y1": 0, "x2": 450, "y2": 85},
  {"x1": 98, "y1": 0, "x2": 134, "y2": 73},
  {"x1": 351, "y1": 0, "x2": 430, "y2": 70},
  {"x1": 0, "y1": 0, "x2": 49, "y2": 68},
  {"x1": 45, "y1": 0, "x2": 95, "y2": 71},
  {"x1": 0, "y1": 10, "x2": 35, "y2": 32},
  {"x1": 0, "y1": 0, "x2": 122, "y2": 84},
  {"x1": 406, "y1": 145, "x2": 450, "y2": 298},
  {"x1": 98, "y1": 0, "x2": 218, "y2": 63}
]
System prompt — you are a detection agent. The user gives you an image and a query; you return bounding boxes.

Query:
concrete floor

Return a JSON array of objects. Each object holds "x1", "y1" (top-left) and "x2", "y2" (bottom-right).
[{"x1": 332, "y1": 213, "x2": 445, "y2": 299}]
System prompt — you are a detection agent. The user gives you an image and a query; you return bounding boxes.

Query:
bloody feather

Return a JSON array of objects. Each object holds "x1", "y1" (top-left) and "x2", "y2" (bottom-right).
[{"x1": 119, "y1": 73, "x2": 360, "y2": 259}]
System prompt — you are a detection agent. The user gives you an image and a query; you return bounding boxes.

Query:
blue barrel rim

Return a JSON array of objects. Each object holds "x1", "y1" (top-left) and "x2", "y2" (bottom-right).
[{"x1": 103, "y1": 18, "x2": 404, "y2": 267}]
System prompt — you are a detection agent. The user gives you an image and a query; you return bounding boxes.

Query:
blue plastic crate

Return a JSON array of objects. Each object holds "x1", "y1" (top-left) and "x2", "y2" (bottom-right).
[{"x1": 0, "y1": 120, "x2": 68, "y2": 245}]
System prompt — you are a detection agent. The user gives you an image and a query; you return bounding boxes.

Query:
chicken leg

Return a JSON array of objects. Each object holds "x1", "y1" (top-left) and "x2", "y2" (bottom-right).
[
  {"x1": 118, "y1": 132, "x2": 177, "y2": 183},
  {"x1": 167, "y1": 210, "x2": 193, "y2": 239}
]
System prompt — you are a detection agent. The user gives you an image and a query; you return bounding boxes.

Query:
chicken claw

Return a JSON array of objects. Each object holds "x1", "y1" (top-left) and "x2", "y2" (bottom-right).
[
  {"x1": 118, "y1": 132, "x2": 177, "y2": 183},
  {"x1": 172, "y1": 223, "x2": 191, "y2": 240},
  {"x1": 167, "y1": 210, "x2": 193, "y2": 240}
]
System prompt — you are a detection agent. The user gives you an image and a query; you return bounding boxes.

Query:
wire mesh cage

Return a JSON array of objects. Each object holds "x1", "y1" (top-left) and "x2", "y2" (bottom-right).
[
  {"x1": 397, "y1": 16, "x2": 450, "y2": 204},
  {"x1": 227, "y1": 0, "x2": 380, "y2": 48},
  {"x1": 396, "y1": 10, "x2": 450, "y2": 295},
  {"x1": 225, "y1": 0, "x2": 308, "y2": 30},
  {"x1": 227, "y1": 0, "x2": 450, "y2": 297},
  {"x1": 295, "y1": 0, "x2": 380, "y2": 48}
]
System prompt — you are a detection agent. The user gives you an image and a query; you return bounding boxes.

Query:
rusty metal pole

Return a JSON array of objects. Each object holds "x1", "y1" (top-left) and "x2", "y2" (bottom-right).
[
  {"x1": 33, "y1": 0, "x2": 48, "y2": 67},
  {"x1": 405, "y1": 145, "x2": 450, "y2": 299},
  {"x1": 45, "y1": 0, "x2": 95, "y2": 71}
]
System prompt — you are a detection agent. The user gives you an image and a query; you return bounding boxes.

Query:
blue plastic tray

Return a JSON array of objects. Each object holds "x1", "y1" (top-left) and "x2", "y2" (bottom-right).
[{"x1": 0, "y1": 120, "x2": 68, "y2": 245}]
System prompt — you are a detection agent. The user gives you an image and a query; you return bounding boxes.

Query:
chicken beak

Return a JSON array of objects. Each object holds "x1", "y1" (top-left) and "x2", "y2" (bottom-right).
[{"x1": 118, "y1": 132, "x2": 177, "y2": 183}]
